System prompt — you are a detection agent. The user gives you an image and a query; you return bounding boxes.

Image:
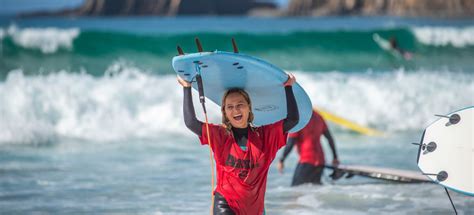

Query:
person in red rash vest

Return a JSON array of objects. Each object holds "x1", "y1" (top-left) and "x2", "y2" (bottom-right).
[
  {"x1": 177, "y1": 73, "x2": 299, "y2": 215},
  {"x1": 277, "y1": 110, "x2": 339, "y2": 186}
]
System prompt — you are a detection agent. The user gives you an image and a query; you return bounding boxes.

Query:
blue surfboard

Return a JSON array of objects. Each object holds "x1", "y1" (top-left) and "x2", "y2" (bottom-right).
[{"x1": 172, "y1": 51, "x2": 312, "y2": 132}]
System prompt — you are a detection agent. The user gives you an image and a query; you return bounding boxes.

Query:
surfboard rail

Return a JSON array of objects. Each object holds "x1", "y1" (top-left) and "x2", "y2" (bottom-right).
[
  {"x1": 326, "y1": 164, "x2": 432, "y2": 183},
  {"x1": 315, "y1": 108, "x2": 384, "y2": 136}
]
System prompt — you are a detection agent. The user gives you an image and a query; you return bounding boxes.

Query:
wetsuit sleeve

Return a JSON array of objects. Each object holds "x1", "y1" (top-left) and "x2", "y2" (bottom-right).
[
  {"x1": 323, "y1": 128, "x2": 338, "y2": 160},
  {"x1": 183, "y1": 87, "x2": 203, "y2": 136},
  {"x1": 283, "y1": 86, "x2": 299, "y2": 133},
  {"x1": 280, "y1": 137, "x2": 296, "y2": 162}
]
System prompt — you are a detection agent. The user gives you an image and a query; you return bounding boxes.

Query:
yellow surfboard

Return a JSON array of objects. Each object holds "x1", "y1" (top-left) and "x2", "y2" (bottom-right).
[{"x1": 315, "y1": 108, "x2": 384, "y2": 136}]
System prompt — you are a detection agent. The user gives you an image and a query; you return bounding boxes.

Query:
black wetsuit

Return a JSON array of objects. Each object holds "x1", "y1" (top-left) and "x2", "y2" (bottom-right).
[
  {"x1": 280, "y1": 138, "x2": 323, "y2": 185},
  {"x1": 183, "y1": 86, "x2": 298, "y2": 214},
  {"x1": 280, "y1": 129, "x2": 337, "y2": 186}
]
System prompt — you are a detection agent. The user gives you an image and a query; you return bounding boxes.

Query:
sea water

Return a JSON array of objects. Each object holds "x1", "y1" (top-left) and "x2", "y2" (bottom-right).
[{"x1": 1, "y1": 16, "x2": 473, "y2": 214}]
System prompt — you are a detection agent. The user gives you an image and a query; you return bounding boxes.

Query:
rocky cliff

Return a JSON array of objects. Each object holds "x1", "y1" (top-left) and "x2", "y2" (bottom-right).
[
  {"x1": 286, "y1": 0, "x2": 474, "y2": 17},
  {"x1": 23, "y1": 0, "x2": 276, "y2": 16},
  {"x1": 21, "y1": 0, "x2": 474, "y2": 17}
]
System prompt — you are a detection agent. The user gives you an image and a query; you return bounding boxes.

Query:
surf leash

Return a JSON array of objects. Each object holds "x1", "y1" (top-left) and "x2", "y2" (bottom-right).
[
  {"x1": 194, "y1": 38, "x2": 216, "y2": 214},
  {"x1": 413, "y1": 112, "x2": 462, "y2": 215},
  {"x1": 175, "y1": 38, "x2": 243, "y2": 214}
]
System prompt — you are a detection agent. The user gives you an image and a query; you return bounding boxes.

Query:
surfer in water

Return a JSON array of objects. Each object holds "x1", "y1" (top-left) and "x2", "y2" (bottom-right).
[
  {"x1": 277, "y1": 110, "x2": 339, "y2": 186},
  {"x1": 389, "y1": 36, "x2": 413, "y2": 60},
  {"x1": 177, "y1": 73, "x2": 298, "y2": 215}
]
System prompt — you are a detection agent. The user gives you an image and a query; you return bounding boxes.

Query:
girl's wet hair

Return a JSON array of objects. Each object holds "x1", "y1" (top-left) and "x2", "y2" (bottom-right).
[{"x1": 221, "y1": 88, "x2": 254, "y2": 131}]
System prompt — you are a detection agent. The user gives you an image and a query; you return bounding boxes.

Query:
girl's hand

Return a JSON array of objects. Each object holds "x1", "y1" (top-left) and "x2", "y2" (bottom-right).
[
  {"x1": 283, "y1": 73, "x2": 296, "y2": 86},
  {"x1": 277, "y1": 160, "x2": 285, "y2": 174},
  {"x1": 177, "y1": 75, "x2": 192, "y2": 88}
]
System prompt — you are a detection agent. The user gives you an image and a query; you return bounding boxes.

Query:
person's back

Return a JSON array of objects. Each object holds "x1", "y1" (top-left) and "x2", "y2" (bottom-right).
[
  {"x1": 278, "y1": 110, "x2": 339, "y2": 186},
  {"x1": 293, "y1": 111, "x2": 327, "y2": 166}
]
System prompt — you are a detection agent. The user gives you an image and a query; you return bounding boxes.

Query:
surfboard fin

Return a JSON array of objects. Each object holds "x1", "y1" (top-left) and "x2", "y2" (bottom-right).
[
  {"x1": 435, "y1": 114, "x2": 461, "y2": 125},
  {"x1": 412, "y1": 141, "x2": 437, "y2": 154},
  {"x1": 195, "y1": 38, "x2": 203, "y2": 52},
  {"x1": 422, "y1": 172, "x2": 458, "y2": 214},
  {"x1": 329, "y1": 168, "x2": 345, "y2": 180},
  {"x1": 177, "y1": 45, "x2": 184, "y2": 55},
  {"x1": 232, "y1": 38, "x2": 239, "y2": 53},
  {"x1": 422, "y1": 171, "x2": 448, "y2": 182}
]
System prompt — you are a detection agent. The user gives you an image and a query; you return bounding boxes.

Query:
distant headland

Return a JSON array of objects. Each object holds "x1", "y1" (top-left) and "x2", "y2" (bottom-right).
[{"x1": 20, "y1": 0, "x2": 474, "y2": 18}]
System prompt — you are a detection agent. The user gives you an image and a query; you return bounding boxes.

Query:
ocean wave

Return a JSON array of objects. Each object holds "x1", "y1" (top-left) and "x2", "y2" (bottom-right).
[
  {"x1": 2, "y1": 25, "x2": 474, "y2": 76},
  {"x1": 413, "y1": 26, "x2": 474, "y2": 47},
  {"x1": 1, "y1": 63, "x2": 472, "y2": 144},
  {"x1": 2, "y1": 24, "x2": 474, "y2": 56},
  {"x1": 0, "y1": 28, "x2": 5, "y2": 40},
  {"x1": 0, "y1": 62, "x2": 194, "y2": 144},
  {"x1": 3, "y1": 25, "x2": 80, "y2": 54},
  {"x1": 292, "y1": 68, "x2": 474, "y2": 132}
]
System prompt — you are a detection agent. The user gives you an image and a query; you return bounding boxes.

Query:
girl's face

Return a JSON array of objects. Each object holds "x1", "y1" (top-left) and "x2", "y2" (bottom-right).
[{"x1": 224, "y1": 92, "x2": 250, "y2": 129}]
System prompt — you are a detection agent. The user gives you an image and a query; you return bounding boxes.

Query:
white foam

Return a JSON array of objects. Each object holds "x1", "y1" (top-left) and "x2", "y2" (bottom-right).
[
  {"x1": 5, "y1": 25, "x2": 80, "y2": 54},
  {"x1": 413, "y1": 26, "x2": 474, "y2": 47},
  {"x1": 0, "y1": 62, "x2": 214, "y2": 144},
  {"x1": 1, "y1": 65, "x2": 472, "y2": 144}
]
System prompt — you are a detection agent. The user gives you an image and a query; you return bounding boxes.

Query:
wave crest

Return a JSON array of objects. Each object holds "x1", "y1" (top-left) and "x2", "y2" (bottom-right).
[
  {"x1": 413, "y1": 26, "x2": 474, "y2": 47},
  {"x1": 0, "y1": 63, "x2": 193, "y2": 144},
  {"x1": 3, "y1": 25, "x2": 80, "y2": 54}
]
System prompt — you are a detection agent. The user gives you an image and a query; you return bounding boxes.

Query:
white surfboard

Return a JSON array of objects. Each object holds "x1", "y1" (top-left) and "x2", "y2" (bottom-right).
[
  {"x1": 172, "y1": 51, "x2": 312, "y2": 132},
  {"x1": 417, "y1": 106, "x2": 474, "y2": 196},
  {"x1": 326, "y1": 164, "x2": 431, "y2": 183},
  {"x1": 373, "y1": 33, "x2": 392, "y2": 51}
]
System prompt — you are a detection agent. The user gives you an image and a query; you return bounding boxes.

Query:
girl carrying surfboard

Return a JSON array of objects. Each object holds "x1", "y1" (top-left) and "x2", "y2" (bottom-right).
[{"x1": 177, "y1": 73, "x2": 298, "y2": 215}]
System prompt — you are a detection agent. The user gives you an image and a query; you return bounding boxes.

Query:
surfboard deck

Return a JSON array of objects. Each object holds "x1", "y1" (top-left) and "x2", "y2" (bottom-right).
[
  {"x1": 172, "y1": 51, "x2": 312, "y2": 132},
  {"x1": 326, "y1": 164, "x2": 432, "y2": 183},
  {"x1": 373, "y1": 33, "x2": 392, "y2": 51},
  {"x1": 417, "y1": 106, "x2": 474, "y2": 196}
]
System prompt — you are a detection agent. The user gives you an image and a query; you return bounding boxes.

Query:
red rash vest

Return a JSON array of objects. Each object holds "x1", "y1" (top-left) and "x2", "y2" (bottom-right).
[
  {"x1": 199, "y1": 120, "x2": 287, "y2": 215},
  {"x1": 288, "y1": 111, "x2": 328, "y2": 166}
]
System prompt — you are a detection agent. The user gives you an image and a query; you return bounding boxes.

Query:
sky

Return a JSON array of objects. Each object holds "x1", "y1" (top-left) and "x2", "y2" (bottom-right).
[
  {"x1": 0, "y1": 0, "x2": 288, "y2": 15},
  {"x1": 0, "y1": 0, "x2": 84, "y2": 15}
]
